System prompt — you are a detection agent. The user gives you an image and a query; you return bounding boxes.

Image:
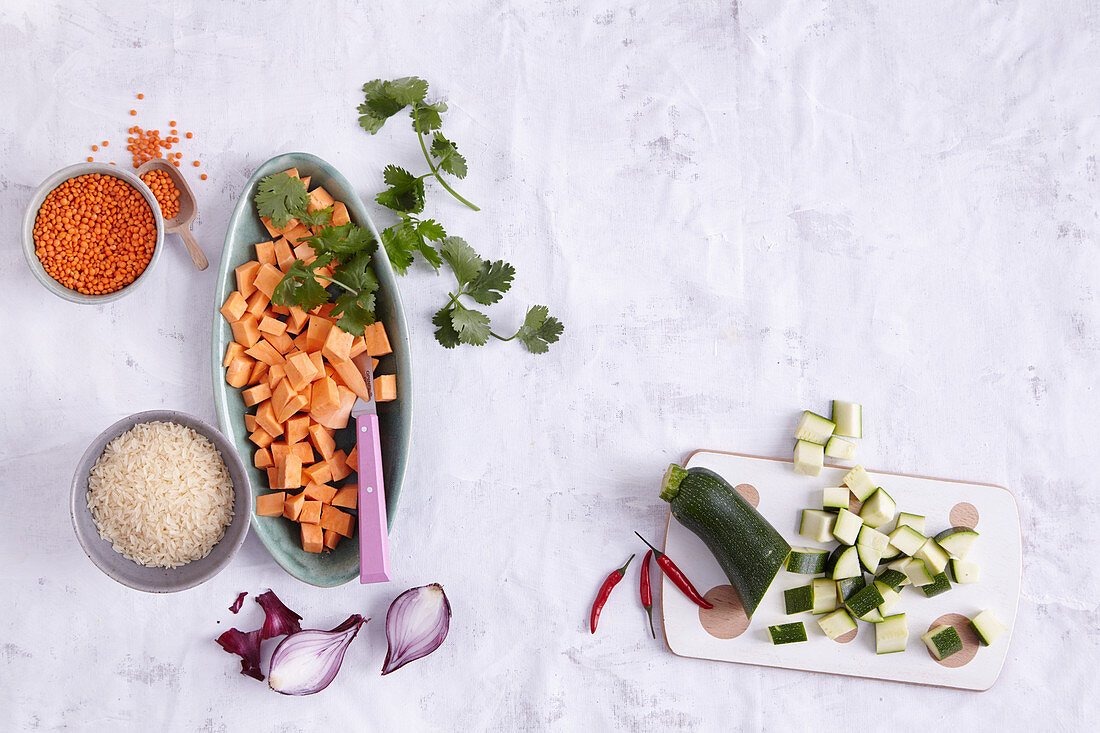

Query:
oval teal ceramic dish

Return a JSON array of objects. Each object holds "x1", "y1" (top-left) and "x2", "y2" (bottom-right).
[{"x1": 211, "y1": 152, "x2": 412, "y2": 587}]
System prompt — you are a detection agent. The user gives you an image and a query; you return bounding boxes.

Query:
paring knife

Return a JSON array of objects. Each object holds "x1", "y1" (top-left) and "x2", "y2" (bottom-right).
[{"x1": 351, "y1": 350, "x2": 391, "y2": 583}]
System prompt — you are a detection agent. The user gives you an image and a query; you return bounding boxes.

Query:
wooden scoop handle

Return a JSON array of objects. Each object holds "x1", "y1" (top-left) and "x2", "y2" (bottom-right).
[{"x1": 176, "y1": 227, "x2": 208, "y2": 271}]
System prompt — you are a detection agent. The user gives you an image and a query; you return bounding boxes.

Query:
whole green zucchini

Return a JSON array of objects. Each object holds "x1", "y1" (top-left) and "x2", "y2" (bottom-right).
[{"x1": 660, "y1": 464, "x2": 790, "y2": 618}]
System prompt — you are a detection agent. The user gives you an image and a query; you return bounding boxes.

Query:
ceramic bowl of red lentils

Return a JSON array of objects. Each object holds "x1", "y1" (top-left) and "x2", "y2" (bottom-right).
[{"x1": 21, "y1": 162, "x2": 165, "y2": 304}]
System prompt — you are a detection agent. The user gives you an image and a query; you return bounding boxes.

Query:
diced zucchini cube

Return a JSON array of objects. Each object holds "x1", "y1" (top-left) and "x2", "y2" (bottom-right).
[
  {"x1": 900, "y1": 557, "x2": 934, "y2": 586},
  {"x1": 914, "y1": 539, "x2": 950, "y2": 574},
  {"x1": 822, "y1": 486, "x2": 850, "y2": 511},
  {"x1": 970, "y1": 609, "x2": 1007, "y2": 646},
  {"x1": 857, "y1": 525, "x2": 890, "y2": 553},
  {"x1": 768, "y1": 622, "x2": 808, "y2": 645},
  {"x1": 793, "y1": 439, "x2": 825, "y2": 476},
  {"x1": 799, "y1": 509, "x2": 836, "y2": 544},
  {"x1": 919, "y1": 572, "x2": 952, "y2": 598},
  {"x1": 948, "y1": 558, "x2": 980, "y2": 584},
  {"x1": 921, "y1": 624, "x2": 963, "y2": 660},
  {"x1": 934, "y1": 527, "x2": 979, "y2": 560},
  {"x1": 786, "y1": 547, "x2": 829, "y2": 574},
  {"x1": 859, "y1": 487, "x2": 896, "y2": 528},
  {"x1": 875, "y1": 568, "x2": 908, "y2": 591},
  {"x1": 842, "y1": 465, "x2": 877, "y2": 501},
  {"x1": 856, "y1": 543, "x2": 882, "y2": 573},
  {"x1": 818, "y1": 609, "x2": 857, "y2": 640},
  {"x1": 887, "y1": 524, "x2": 927, "y2": 556},
  {"x1": 794, "y1": 410, "x2": 836, "y2": 444},
  {"x1": 835, "y1": 576, "x2": 866, "y2": 603},
  {"x1": 876, "y1": 613, "x2": 908, "y2": 654},
  {"x1": 831, "y1": 400, "x2": 862, "y2": 438},
  {"x1": 844, "y1": 583, "x2": 885, "y2": 619},
  {"x1": 832, "y1": 508, "x2": 863, "y2": 545},
  {"x1": 895, "y1": 512, "x2": 925, "y2": 534},
  {"x1": 784, "y1": 585, "x2": 814, "y2": 614},
  {"x1": 824, "y1": 436, "x2": 857, "y2": 460},
  {"x1": 811, "y1": 578, "x2": 838, "y2": 614},
  {"x1": 873, "y1": 581, "x2": 902, "y2": 616},
  {"x1": 828, "y1": 546, "x2": 862, "y2": 580}
]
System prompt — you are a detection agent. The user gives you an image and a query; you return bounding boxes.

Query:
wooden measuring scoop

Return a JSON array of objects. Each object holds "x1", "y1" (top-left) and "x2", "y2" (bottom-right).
[{"x1": 136, "y1": 160, "x2": 208, "y2": 270}]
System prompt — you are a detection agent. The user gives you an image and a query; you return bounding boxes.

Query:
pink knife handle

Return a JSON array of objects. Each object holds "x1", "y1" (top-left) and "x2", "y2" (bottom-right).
[{"x1": 356, "y1": 413, "x2": 391, "y2": 583}]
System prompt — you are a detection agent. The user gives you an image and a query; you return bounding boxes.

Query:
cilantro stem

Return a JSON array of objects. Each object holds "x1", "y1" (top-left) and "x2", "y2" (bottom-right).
[
  {"x1": 412, "y1": 107, "x2": 480, "y2": 212},
  {"x1": 315, "y1": 273, "x2": 358, "y2": 295},
  {"x1": 490, "y1": 331, "x2": 517, "y2": 342}
]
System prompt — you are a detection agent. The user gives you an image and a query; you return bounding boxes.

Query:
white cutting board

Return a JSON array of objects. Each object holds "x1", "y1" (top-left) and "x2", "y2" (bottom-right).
[{"x1": 662, "y1": 450, "x2": 1021, "y2": 691}]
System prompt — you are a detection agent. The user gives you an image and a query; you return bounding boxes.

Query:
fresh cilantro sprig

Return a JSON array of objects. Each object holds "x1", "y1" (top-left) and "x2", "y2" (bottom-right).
[
  {"x1": 359, "y1": 77, "x2": 563, "y2": 354},
  {"x1": 254, "y1": 172, "x2": 310, "y2": 228}
]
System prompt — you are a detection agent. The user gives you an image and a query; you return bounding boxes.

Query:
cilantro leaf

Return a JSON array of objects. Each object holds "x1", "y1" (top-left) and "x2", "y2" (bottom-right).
[
  {"x1": 330, "y1": 289, "x2": 377, "y2": 337},
  {"x1": 297, "y1": 206, "x2": 333, "y2": 228},
  {"x1": 412, "y1": 101, "x2": 447, "y2": 134},
  {"x1": 515, "y1": 305, "x2": 564, "y2": 354},
  {"x1": 380, "y1": 224, "x2": 417, "y2": 275},
  {"x1": 450, "y1": 305, "x2": 491, "y2": 346},
  {"x1": 466, "y1": 259, "x2": 515, "y2": 305},
  {"x1": 332, "y1": 250, "x2": 379, "y2": 293},
  {"x1": 304, "y1": 223, "x2": 376, "y2": 258},
  {"x1": 431, "y1": 133, "x2": 468, "y2": 179},
  {"x1": 432, "y1": 305, "x2": 461, "y2": 349},
  {"x1": 440, "y1": 236, "x2": 482, "y2": 288},
  {"x1": 375, "y1": 165, "x2": 425, "y2": 213},
  {"x1": 271, "y1": 260, "x2": 330, "y2": 311},
  {"x1": 358, "y1": 77, "x2": 428, "y2": 133},
  {"x1": 255, "y1": 172, "x2": 309, "y2": 229},
  {"x1": 416, "y1": 218, "x2": 446, "y2": 242}
]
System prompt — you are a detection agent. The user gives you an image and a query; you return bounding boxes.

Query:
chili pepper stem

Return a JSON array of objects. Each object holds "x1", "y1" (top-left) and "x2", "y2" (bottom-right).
[
  {"x1": 634, "y1": 531, "x2": 664, "y2": 559},
  {"x1": 644, "y1": 606, "x2": 656, "y2": 638},
  {"x1": 615, "y1": 553, "x2": 636, "y2": 576}
]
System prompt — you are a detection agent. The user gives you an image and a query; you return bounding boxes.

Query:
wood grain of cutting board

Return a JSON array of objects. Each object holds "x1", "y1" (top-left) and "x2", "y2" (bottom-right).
[{"x1": 661, "y1": 450, "x2": 1021, "y2": 691}]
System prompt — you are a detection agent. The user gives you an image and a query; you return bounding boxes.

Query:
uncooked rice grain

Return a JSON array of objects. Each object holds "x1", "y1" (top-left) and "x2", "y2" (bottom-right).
[{"x1": 87, "y1": 421, "x2": 234, "y2": 568}]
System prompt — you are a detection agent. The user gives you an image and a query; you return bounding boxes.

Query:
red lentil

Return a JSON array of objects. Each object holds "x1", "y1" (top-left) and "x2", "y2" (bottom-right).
[{"x1": 140, "y1": 169, "x2": 181, "y2": 220}]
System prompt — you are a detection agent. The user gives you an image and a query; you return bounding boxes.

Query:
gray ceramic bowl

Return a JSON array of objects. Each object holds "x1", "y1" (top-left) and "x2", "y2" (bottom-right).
[
  {"x1": 70, "y1": 410, "x2": 251, "y2": 593},
  {"x1": 22, "y1": 162, "x2": 165, "y2": 304}
]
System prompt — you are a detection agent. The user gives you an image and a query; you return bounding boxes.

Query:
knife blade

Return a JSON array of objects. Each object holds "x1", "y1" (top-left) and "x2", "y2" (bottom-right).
[{"x1": 350, "y1": 349, "x2": 391, "y2": 584}]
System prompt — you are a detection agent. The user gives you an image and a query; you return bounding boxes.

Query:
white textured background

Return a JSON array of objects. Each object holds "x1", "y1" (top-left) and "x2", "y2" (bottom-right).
[{"x1": 2, "y1": 0, "x2": 1099, "y2": 730}]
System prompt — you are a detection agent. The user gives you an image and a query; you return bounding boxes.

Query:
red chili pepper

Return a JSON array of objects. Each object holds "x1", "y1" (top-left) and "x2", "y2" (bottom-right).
[
  {"x1": 634, "y1": 532, "x2": 713, "y2": 610},
  {"x1": 590, "y1": 553, "x2": 635, "y2": 634},
  {"x1": 640, "y1": 550, "x2": 656, "y2": 638}
]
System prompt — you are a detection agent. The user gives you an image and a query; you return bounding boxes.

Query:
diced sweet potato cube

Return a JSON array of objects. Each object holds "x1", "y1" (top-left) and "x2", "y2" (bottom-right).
[
  {"x1": 307, "y1": 186, "x2": 336, "y2": 211},
  {"x1": 308, "y1": 424, "x2": 336, "y2": 462},
  {"x1": 301, "y1": 523, "x2": 324, "y2": 553},
  {"x1": 306, "y1": 316, "x2": 334, "y2": 352},
  {"x1": 230, "y1": 313, "x2": 261, "y2": 349},
  {"x1": 283, "y1": 222, "x2": 313, "y2": 244},
  {"x1": 255, "y1": 240, "x2": 277, "y2": 265},
  {"x1": 256, "y1": 491, "x2": 286, "y2": 517},
  {"x1": 322, "y1": 327, "x2": 354, "y2": 363},
  {"x1": 323, "y1": 529, "x2": 342, "y2": 550},
  {"x1": 331, "y1": 201, "x2": 350, "y2": 226},
  {"x1": 226, "y1": 355, "x2": 253, "y2": 388},
  {"x1": 245, "y1": 290, "x2": 270, "y2": 319},
  {"x1": 277, "y1": 394, "x2": 308, "y2": 424},
  {"x1": 292, "y1": 330, "x2": 309, "y2": 351},
  {"x1": 304, "y1": 482, "x2": 338, "y2": 504},
  {"x1": 254, "y1": 447, "x2": 274, "y2": 470},
  {"x1": 285, "y1": 351, "x2": 320, "y2": 392},
  {"x1": 270, "y1": 441, "x2": 290, "y2": 465},
  {"x1": 291, "y1": 441, "x2": 314, "y2": 464},
  {"x1": 330, "y1": 359, "x2": 370, "y2": 401},
  {"x1": 363, "y1": 322, "x2": 392, "y2": 357},
  {"x1": 242, "y1": 383, "x2": 272, "y2": 407},
  {"x1": 320, "y1": 505, "x2": 354, "y2": 537},
  {"x1": 270, "y1": 303, "x2": 291, "y2": 317},
  {"x1": 260, "y1": 218, "x2": 281, "y2": 238},
  {"x1": 220, "y1": 291, "x2": 248, "y2": 323},
  {"x1": 314, "y1": 302, "x2": 337, "y2": 320},
  {"x1": 267, "y1": 467, "x2": 280, "y2": 490},
  {"x1": 245, "y1": 339, "x2": 286, "y2": 367},
  {"x1": 274, "y1": 238, "x2": 295, "y2": 271},
  {"x1": 286, "y1": 306, "x2": 309, "y2": 335},
  {"x1": 271, "y1": 378, "x2": 296, "y2": 414},
  {"x1": 309, "y1": 351, "x2": 325, "y2": 377},
  {"x1": 248, "y1": 427, "x2": 275, "y2": 449},
  {"x1": 281, "y1": 167, "x2": 300, "y2": 178},
  {"x1": 298, "y1": 499, "x2": 322, "y2": 525},
  {"x1": 256, "y1": 401, "x2": 284, "y2": 438},
  {"x1": 302, "y1": 462, "x2": 333, "y2": 485},
  {"x1": 285, "y1": 414, "x2": 311, "y2": 445},
  {"x1": 253, "y1": 263, "x2": 284, "y2": 300},
  {"x1": 267, "y1": 331, "x2": 296, "y2": 355},
  {"x1": 292, "y1": 242, "x2": 315, "y2": 262},
  {"x1": 332, "y1": 485, "x2": 357, "y2": 509},
  {"x1": 283, "y1": 491, "x2": 305, "y2": 521},
  {"x1": 311, "y1": 385, "x2": 356, "y2": 430},
  {"x1": 299, "y1": 175, "x2": 310, "y2": 187},
  {"x1": 244, "y1": 414, "x2": 259, "y2": 432},
  {"x1": 258, "y1": 315, "x2": 287, "y2": 337},
  {"x1": 348, "y1": 336, "x2": 368, "y2": 359},
  {"x1": 247, "y1": 359, "x2": 269, "y2": 386},
  {"x1": 235, "y1": 260, "x2": 261, "y2": 298},
  {"x1": 277, "y1": 454, "x2": 303, "y2": 490},
  {"x1": 328, "y1": 449, "x2": 352, "y2": 482},
  {"x1": 374, "y1": 374, "x2": 397, "y2": 402},
  {"x1": 223, "y1": 341, "x2": 245, "y2": 368},
  {"x1": 266, "y1": 364, "x2": 287, "y2": 389},
  {"x1": 310, "y1": 377, "x2": 340, "y2": 413}
]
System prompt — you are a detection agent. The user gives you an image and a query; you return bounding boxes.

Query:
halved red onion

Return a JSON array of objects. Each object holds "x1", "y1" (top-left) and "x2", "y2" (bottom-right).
[
  {"x1": 215, "y1": 627, "x2": 265, "y2": 681},
  {"x1": 256, "y1": 589, "x2": 302, "y2": 639},
  {"x1": 268, "y1": 615, "x2": 367, "y2": 696},
  {"x1": 381, "y1": 584, "x2": 451, "y2": 675}
]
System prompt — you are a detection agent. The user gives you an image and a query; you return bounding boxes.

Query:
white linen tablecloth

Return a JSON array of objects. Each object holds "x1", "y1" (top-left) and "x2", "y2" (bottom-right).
[{"x1": 2, "y1": 1, "x2": 1098, "y2": 729}]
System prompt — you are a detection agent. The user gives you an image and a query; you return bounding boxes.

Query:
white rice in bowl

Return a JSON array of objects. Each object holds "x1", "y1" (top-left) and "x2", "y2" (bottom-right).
[{"x1": 87, "y1": 421, "x2": 235, "y2": 568}]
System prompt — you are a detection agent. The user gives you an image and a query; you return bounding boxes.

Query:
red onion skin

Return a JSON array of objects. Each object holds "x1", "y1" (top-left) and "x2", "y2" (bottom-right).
[
  {"x1": 268, "y1": 615, "x2": 367, "y2": 696},
  {"x1": 256, "y1": 590, "x2": 303, "y2": 640},
  {"x1": 215, "y1": 627, "x2": 265, "y2": 681},
  {"x1": 229, "y1": 592, "x2": 247, "y2": 614},
  {"x1": 381, "y1": 584, "x2": 451, "y2": 676}
]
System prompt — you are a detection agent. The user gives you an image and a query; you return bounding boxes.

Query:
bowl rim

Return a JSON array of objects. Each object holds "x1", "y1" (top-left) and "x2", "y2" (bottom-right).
[
  {"x1": 69, "y1": 409, "x2": 252, "y2": 593},
  {"x1": 22, "y1": 162, "x2": 165, "y2": 305}
]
